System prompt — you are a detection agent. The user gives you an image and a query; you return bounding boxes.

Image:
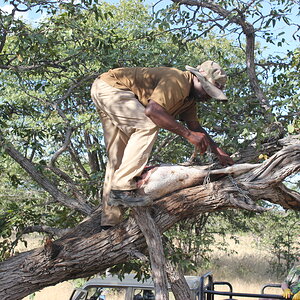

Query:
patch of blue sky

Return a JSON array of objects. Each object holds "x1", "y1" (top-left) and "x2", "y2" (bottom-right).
[{"x1": 0, "y1": 0, "x2": 47, "y2": 24}]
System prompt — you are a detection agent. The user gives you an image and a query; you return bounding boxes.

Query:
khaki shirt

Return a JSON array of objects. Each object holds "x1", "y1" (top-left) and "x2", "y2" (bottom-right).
[{"x1": 100, "y1": 67, "x2": 198, "y2": 121}]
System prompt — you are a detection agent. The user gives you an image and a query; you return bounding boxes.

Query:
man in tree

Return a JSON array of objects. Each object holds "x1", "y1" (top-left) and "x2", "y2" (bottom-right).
[
  {"x1": 261, "y1": 258, "x2": 300, "y2": 300},
  {"x1": 91, "y1": 61, "x2": 234, "y2": 228},
  {"x1": 282, "y1": 260, "x2": 300, "y2": 300}
]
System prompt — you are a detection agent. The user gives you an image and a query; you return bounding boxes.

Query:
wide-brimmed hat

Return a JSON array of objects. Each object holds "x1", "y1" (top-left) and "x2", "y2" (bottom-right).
[{"x1": 185, "y1": 60, "x2": 228, "y2": 100}]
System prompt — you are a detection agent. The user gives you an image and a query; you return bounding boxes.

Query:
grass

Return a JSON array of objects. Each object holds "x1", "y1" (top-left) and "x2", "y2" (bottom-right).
[
  {"x1": 22, "y1": 282, "x2": 74, "y2": 300},
  {"x1": 196, "y1": 234, "x2": 284, "y2": 300},
  {"x1": 17, "y1": 233, "x2": 285, "y2": 300}
]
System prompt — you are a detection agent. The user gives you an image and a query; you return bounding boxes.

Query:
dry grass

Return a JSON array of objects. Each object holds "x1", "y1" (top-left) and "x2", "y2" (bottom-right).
[
  {"x1": 196, "y1": 234, "x2": 283, "y2": 300},
  {"x1": 22, "y1": 282, "x2": 74, "y2": 300},
  {"x1": 16, "y1": 233, "x2": 284, "y2": 300}
]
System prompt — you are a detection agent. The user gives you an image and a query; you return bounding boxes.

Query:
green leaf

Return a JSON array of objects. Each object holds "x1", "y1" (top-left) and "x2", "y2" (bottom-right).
[{"x1": 287, "y1": 124, "x2": 295, "y2": 133}]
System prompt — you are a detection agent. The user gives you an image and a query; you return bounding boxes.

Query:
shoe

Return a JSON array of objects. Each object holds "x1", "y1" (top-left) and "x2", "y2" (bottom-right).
[
  {"x1": 108, "y1": 189, "x2": 152, "y2": 207},
  {"x1": 101, "y1": 226, "x2": 113, "y2": 231}
]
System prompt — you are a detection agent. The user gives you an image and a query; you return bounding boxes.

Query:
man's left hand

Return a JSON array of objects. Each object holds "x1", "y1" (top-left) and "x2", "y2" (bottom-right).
[
  {"x1": 292, "y1": 291, "x2": 300, "y2": 300},
  {"x1": 216, "y1": 148, "x2": 234, "y2": 166}
]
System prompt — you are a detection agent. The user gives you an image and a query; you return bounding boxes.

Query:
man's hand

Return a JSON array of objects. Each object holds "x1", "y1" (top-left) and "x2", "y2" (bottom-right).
[
  {"x1": 186, "y1": 131, "x2": 209, "y2": 154},
  {"x1": 186, "y1": 120, "x2": 234, "y2": 166},
  {"x1": 215, "y1": 147, "x2": 234, "y2": 166}
]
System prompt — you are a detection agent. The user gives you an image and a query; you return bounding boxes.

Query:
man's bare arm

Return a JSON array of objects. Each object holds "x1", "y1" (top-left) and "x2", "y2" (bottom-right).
[
  {"x1": 186, "y1": 120, "x2": 234, "y2": 165},
  {"x1": 145, "y1": 100, "x2": 209, "y2": 154}
]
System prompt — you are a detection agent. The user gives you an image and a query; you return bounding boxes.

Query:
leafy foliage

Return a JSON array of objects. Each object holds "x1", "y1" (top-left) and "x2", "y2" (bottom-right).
[{"x1": 246, "y1": 210, "x2": 300, "y2": 277}]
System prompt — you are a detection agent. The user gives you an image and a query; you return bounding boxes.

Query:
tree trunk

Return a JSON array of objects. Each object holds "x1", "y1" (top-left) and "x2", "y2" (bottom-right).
[
  {"x1": 165, "y1": 249, "x2": 193, "y2": 300},
  {"x1": 0, "y1": 144, "x2": 299, "y2": 299},
  {"x1": 133, "y1": 207, "x2": 169, "y2": 300}
]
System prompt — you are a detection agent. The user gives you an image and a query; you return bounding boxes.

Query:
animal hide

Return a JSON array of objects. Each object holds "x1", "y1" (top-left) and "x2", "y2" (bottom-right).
[{"x1": 137, "y1": 163, "x2": 259, "y2": 200}]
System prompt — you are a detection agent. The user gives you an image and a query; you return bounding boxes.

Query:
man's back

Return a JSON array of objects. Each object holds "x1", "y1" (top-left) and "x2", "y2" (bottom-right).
[{"x1": 100, "y1": 67, "x2": 195, "y2": 117}]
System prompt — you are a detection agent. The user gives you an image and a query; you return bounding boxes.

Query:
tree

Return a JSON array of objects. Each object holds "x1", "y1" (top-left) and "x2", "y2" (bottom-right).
[
  {"x1": 0, "y1": 0, "x2": 299, "y2": 299},
  {"x1": 0, "y1": 138, "x2": 299, "y2": 299}
]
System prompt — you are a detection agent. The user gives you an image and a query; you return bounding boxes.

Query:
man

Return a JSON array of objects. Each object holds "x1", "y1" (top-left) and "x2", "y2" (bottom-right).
[
  {"x1": 261, "y1": 257, "x2": 300, "y2": 300},
  {"x1": 282, "y1": 259, "x2": 300, "y2": 300},
  {"x1": 91, "y1": 60, "x2": 234, "y2": 228}
]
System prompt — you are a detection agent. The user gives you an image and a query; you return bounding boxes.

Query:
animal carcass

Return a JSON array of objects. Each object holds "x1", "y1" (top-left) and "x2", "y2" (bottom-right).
[{"x1": 137, "y1": 163, "x2": 259, "y2": 200}]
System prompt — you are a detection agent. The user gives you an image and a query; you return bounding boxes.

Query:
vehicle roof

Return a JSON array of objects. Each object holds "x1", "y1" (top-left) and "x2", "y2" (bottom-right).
[{"x1": 81, "y1": 274, "x2": 201, "y2": 290}]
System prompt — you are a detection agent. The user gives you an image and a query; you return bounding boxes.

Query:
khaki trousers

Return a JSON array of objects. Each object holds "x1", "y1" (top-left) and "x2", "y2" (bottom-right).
[{"x1": 91, "y1": 78, "x2": 159, "y2": 226}]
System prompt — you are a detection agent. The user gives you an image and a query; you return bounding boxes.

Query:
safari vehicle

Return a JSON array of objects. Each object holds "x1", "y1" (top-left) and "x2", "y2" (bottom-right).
[
  {"x1": 69, "y1": 272, "x2": 285, "y2": 300},
  {"x1": 69, "y1": 274, "x2": 202, "y2": 300}
]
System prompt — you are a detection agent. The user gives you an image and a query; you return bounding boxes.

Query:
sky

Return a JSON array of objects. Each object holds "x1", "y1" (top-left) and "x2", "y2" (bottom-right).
[{"x1": 0, "y1": 0, "x2": 46, "y2": 24}]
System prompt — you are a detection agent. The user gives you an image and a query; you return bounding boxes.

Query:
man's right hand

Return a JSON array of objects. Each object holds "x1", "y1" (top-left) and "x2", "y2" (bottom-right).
[
  {"x1": 186, "y1": 131, "x2": 209, "y2": 154},
  {"x1": 145, "y1": 100, "x2": 209, "y2": 154}
]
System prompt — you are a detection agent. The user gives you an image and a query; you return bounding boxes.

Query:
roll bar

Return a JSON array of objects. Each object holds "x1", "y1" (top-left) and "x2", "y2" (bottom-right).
[{"x1": 199, "y1": 272, "x2": 284, "y2": 300}]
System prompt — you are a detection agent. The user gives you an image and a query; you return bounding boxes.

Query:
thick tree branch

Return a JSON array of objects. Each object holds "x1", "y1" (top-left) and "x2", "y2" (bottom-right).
[
  {"x1": 133, "y1": 207, "x2": 169, "y2": 300},
  {"x1": 22, "y1": 226, "x2": 71, "y2": 238},
  {"x1": 0, "y1": 143, "x2": 299, "y2": 299},
  {"x1": 164, "y1": 237, "x2": 193, "y2": 300}
]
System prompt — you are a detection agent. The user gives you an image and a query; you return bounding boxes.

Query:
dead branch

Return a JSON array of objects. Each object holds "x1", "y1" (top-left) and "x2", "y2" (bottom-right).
[{"x1": 22, "y1": 226, "x2": 71, "y2": 238}]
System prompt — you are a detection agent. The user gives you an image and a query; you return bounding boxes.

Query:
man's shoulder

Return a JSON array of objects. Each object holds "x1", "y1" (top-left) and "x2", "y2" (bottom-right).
[
  {"x1": 108, "y1": 66, "x2": 189, "y2": 77},
  {"x1": 147, "y1": 67, "x2": 193, "y2": 83},
  {"x1": 104, "y1": 66, "x2": 193, "y2": 90},
  {"x1": 148, "y1": 66, "x2": 186, "y2": 75}
]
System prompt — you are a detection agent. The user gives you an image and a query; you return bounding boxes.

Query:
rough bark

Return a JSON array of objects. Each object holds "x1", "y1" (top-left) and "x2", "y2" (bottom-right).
[
  {"x1": 0, "y1": 143, "x2": 299, "y2": 300},
  {"x1": 133, "y1": 207, "x2": 169, "y2": 300},
  {"x1": 232, "y1": 134, "x2": 300, "y2": 163},
  {"x1": 165, "y1": 246, "x2": 193, "y2": 300}
]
